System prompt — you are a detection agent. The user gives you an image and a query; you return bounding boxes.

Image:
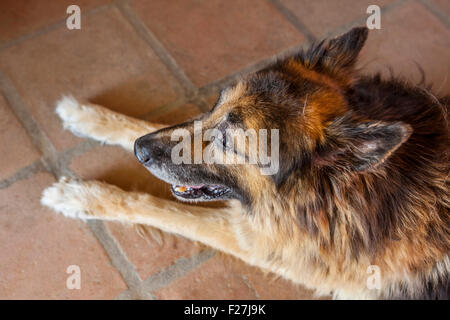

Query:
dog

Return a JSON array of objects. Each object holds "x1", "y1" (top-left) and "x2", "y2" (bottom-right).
[{"x1": 41, "y1": 27, "x2": 449, "y2": 299}]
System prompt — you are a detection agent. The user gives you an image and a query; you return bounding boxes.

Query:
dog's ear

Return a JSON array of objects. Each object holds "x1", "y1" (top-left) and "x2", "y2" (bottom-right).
[
  {"x1": 301, "y1": 27, "x2": 368, "y2": 76},
  {"x1": 316, "y1": 117, "x2": 413, "y2": 172},
  {"x1": 325, "y1": 27, "x2": 369, "y2": 71}
]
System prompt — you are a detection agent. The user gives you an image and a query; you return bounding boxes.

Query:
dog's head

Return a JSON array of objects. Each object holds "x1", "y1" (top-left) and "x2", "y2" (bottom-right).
[{"x1": 134, "y1": 27, "x2": 411, "y2": 206}]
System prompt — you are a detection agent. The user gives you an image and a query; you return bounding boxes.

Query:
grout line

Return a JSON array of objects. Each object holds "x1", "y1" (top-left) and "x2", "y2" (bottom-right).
[
  {"x1": 418, "y1": 0, "x2": 450, "y2": 29},
  {"x1": 114, "y1": 0, "x2": 197, "y2": 97},
  {"x1": 267, "y1": 0, "x2": 316, "y2": 43},
  {"x1": 65, "y1": 165, "x2": 145, "y2": 293},
  {"x1": 0, "y1": 140, "x2": 98, "y2": 188},
  {"x1": 114, "y1": 0, "x2": 215, "y2": 113},
  {"x1": 56, "y1": 168, "x2": 146, "y2": 293},
  {"x1": 0, "y1": 21, "x2": 65, "y2": 52},
  {"x1": 141, "y1": 95, "x2": 208, "y2": 119},
  {"x1": 240, "y1": 274, "x2": 260, "y2": 299},
  {"x1": 140, "y1": 96, "x2": 191, "y2": 120},
  {"x1": 0, "y1": 159, "x2": 45, "y2": 189},
  {"x1": 57, "y1": 146, "x2": 146, "y2": 293},
  {"x1": 0, "y1": 4, "x2": 114, "y2": 53},
  {"x1": 115, "y1": 249, "x2": 216, "y2": 299},
  {"x1": 198, "y1": 42, "x2": 309, "y2": 97},
  {"x1": 0, "y1": 71, "x2": 63, "y2": 177},
  {"x1": 0, "y1": 70, "x2": 144, "y2": 295},
  {"x1": 198, "y1": 0, "x2": 408, "y2": 97},
  {"x1": 87, "y1": 220, "x2": 144, "y2": 292},
  {"x1": 142, "y1": 249, "x2": 216, "y2": 292},
  {"x1": 114, "y1": 290, "x2": 158, "y2": 300},
  {"x1": 56, "y1": 140, "x2": 100, "y2": 172}
]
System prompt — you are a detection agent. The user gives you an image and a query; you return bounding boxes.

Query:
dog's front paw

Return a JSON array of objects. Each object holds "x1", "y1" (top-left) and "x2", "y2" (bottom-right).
[
  {"x1": 41, "y1": 176, "x2": 95, "y2": 220},
  {"x1": 55, "y1": 96, "x2": 101, "y2": 139}
]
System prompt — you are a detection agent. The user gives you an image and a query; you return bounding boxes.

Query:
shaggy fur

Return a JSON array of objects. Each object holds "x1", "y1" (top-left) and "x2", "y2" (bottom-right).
[{"x1": 42, "y1": 27, "x2": 449, "y2": 299}]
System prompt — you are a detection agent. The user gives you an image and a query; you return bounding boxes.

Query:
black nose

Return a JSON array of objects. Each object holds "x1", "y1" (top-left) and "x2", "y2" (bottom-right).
[{"x1": 134, "y1": 136, "x2": 152, "y2": 165}]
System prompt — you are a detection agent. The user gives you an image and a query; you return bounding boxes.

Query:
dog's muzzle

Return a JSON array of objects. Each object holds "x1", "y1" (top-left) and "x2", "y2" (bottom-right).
[
  {"x1": 134, "y1": 136, "x2": 152, "y2": 165},
  {"x1": 134, "y1": 134, "x2": 165, "y2": 166}
]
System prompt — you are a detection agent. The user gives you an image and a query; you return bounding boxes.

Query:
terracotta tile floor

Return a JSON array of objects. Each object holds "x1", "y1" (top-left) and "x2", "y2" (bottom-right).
[{"x1": 0, "y1": 0, "x2": 449, "y2": 299}]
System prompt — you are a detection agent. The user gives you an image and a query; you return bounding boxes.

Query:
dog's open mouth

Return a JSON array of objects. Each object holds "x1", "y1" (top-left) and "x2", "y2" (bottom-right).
[{"x1": 171, "y1": 184, "x2": 231, "y2": 200}]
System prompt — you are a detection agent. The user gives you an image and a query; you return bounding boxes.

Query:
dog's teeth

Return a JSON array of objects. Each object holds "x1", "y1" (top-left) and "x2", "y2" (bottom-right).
[{"x1": 175, "y1": 186, "x2": 187, "y2": 192}]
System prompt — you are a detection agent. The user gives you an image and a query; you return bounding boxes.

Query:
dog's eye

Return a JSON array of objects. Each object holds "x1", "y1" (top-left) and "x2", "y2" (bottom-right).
[
  {"x1": 223, "y1": 134, "x2": 232, "y2": 150},
  {"x1": 217, "y1": 133, "x2": 229, "y2": 149},
  {"x1": 215, "y1": 123, "x2": 231, "y2": 150},
  {"x1": 213, "y1": 130, "x2": 233, "y2": 151}
]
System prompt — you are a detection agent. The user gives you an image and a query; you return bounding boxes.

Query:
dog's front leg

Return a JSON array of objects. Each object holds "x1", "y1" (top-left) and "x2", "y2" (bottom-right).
[
  {"x1": 56, "y1": 96, "x2": 165, "y2": 152},
  {"x1": 41, "y1": 177, "x2": 246, "y2": 260}
]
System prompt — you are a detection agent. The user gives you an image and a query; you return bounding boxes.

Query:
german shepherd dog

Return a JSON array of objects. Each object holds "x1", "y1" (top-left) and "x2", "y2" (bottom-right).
[{"x1": 41, "y1": 27, "x2": 449, "y2": 299}]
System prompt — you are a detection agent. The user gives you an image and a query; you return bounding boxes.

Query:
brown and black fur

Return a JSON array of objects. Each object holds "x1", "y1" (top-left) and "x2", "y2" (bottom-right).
[
  {"x1": 134, "y1": 27, "x2": 449, "y2": 299},
  {"x1": 45, "y1": 27, "x2": 449, "y2": 299}
]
